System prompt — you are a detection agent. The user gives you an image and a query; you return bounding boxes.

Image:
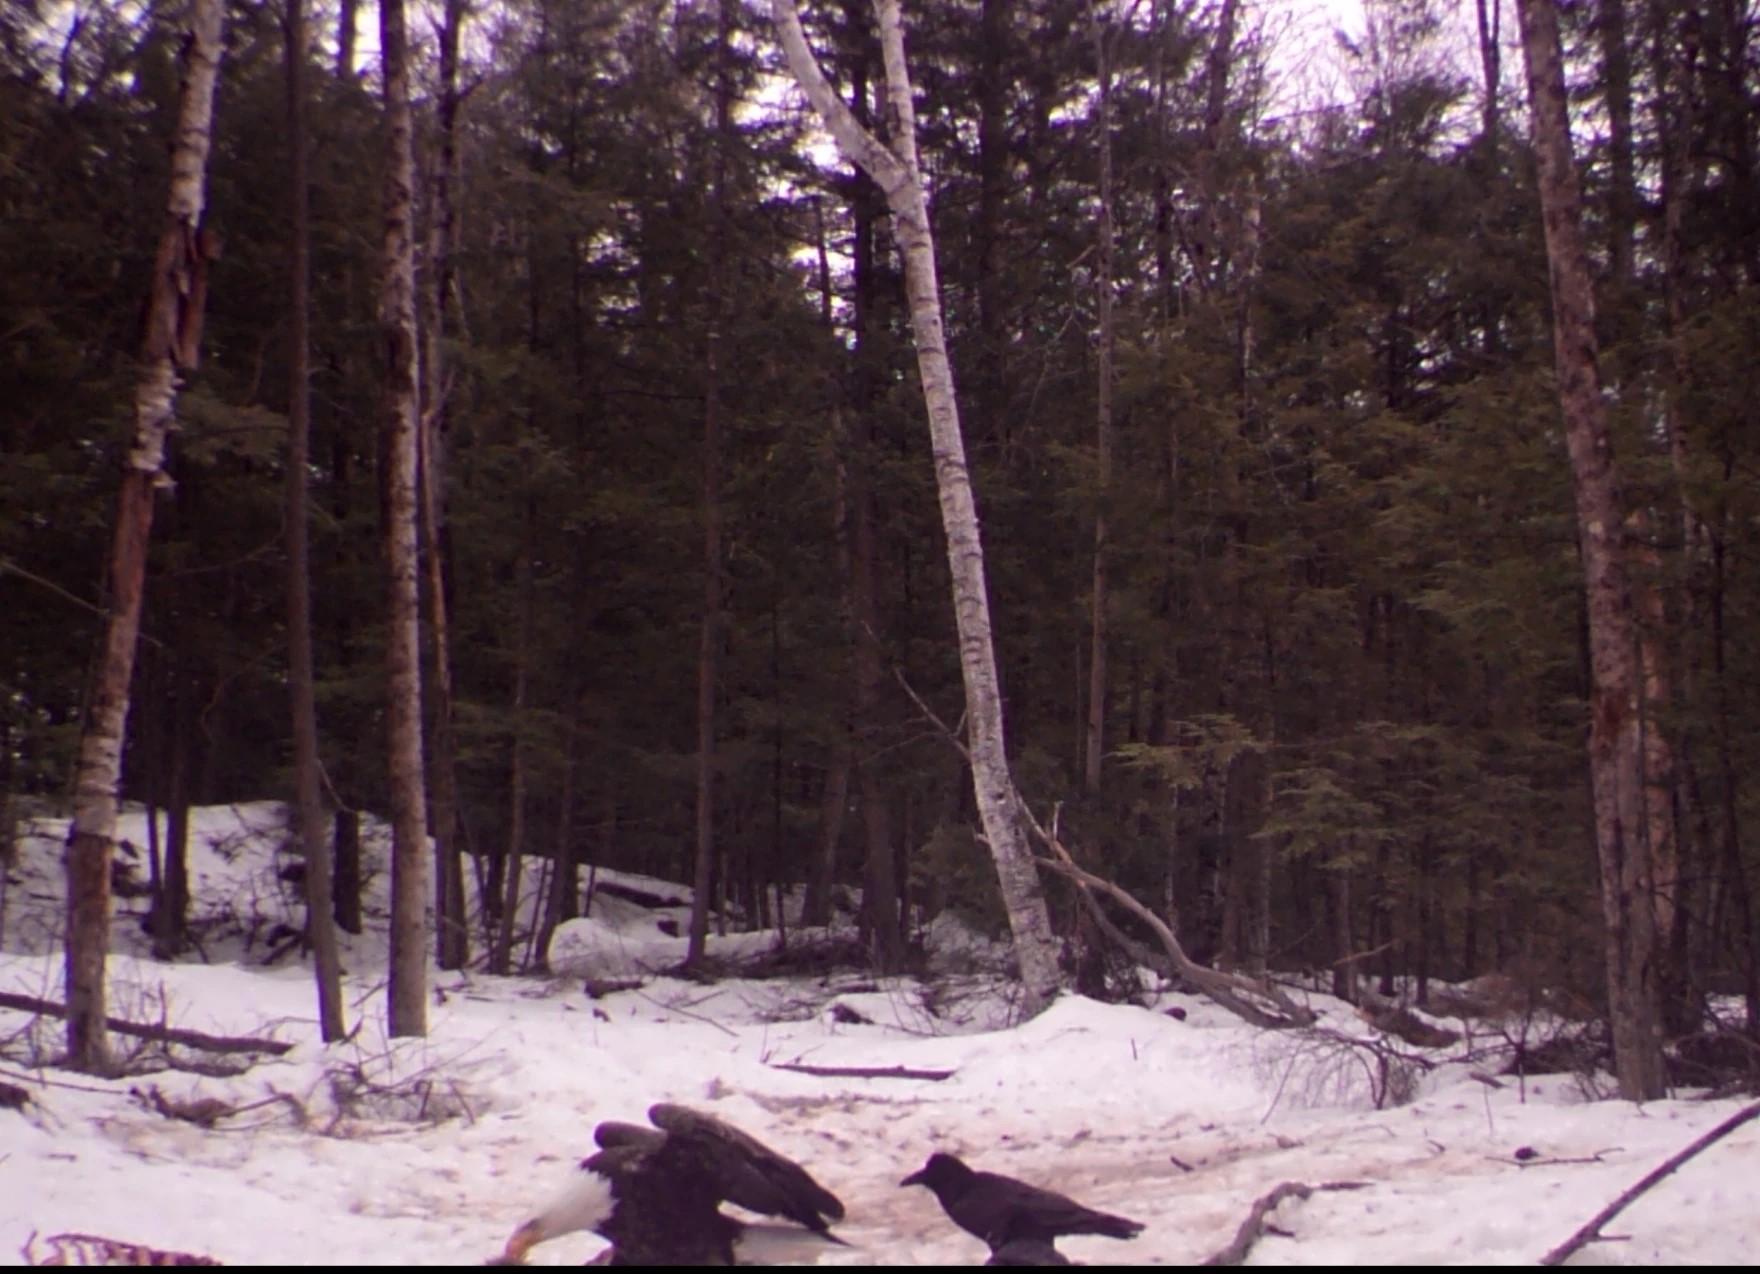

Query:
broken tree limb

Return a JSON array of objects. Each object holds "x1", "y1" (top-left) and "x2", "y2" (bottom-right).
[
  {"x1": 1020, "y1": 806, "x2": 1316, "y2": 1029},
  {"x1": 767, "y1": 1061, "x2": 955, "y2": 1081},
  {"x1": 1202, "y1": 1181, "x2": 1368, "y2": 1266},
  {"x1": 0, "y1": 990, "x2": 293, "y2": 1057},
  {"x1": 1540, "y1": 1099, "x2": 1760, "y2": 1265}
]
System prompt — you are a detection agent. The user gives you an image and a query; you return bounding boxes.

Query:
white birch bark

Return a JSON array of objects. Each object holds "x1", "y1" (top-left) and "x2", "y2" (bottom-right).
[
  {"x1": 62, "y1": 0, "x2": 225, "y2": 1073},
  {"x1": 773, "y1": 0, "x2": 1062, "y2": 1013}
]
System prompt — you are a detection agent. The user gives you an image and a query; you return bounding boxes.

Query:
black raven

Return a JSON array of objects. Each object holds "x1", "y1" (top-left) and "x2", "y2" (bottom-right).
[{"x1": 902, "y1": 1152, "x2": 1141, "y2": 1262}]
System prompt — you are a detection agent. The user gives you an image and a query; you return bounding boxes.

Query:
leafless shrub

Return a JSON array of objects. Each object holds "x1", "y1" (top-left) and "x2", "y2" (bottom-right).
[
  {"x1": 1257, "y1": 1024, "x2": 1434, "y2": 1115},
  {"x1": 315, "y1": 1036, "x2": 492, "y2": 1135}
]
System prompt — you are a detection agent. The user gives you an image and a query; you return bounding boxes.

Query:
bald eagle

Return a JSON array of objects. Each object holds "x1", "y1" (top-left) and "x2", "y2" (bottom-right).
[{"x1": 501, "y1": 1104, "x2": 847, "y2": 1265}]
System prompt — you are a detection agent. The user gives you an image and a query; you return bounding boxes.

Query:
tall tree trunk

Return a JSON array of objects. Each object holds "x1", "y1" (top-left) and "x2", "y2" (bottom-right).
[
  {"x1": 63, "y1": 0, "x2": 224, "y2": 1074},
  {"x1": 379, "y1": 0, "x2": 429, "y2": 1038},
  {"x1": 687, "y1": 0, "x2": 734, "y2": 969},
  {"x1": 1516, "y1": 0, "x2": 1664, "y2": 1099},
  {"x1": 334, "y1": 809, "x2": 363, "y2": 934},
  {"x1": 422, "y1": 0, "x2": 469, "y2": 972},
  {"x1": 493, "y1": 496, "x2": 536, "y2": 976},
  {"x1": 534, "y1": 725, "x2": 579, "y2": 972},
  {"x1": 774, "y1": 0, "x2": 1062, "y2": 1014},
  {"x1": 285, "y1": 0, "x2": 346, "y2": 1043},
  {"x1": 1083, "y1": 0, "x2": 1116, "y2": 797},
  {"x1": 1596, "y1": 0, "x2": 1638, "y2": 292},
  {"x1": 1475, "y1": 0, "x2": 1502, "y2": 148},
  {"x1": 151, "y1": 685, "x2": 192, "y2": 962},
  {"x1": 337, "y1": 0, "x2": 358, "y2": 79},
  {"x1": 803, "y1": 200, "x2": 848, "y2": 931}
]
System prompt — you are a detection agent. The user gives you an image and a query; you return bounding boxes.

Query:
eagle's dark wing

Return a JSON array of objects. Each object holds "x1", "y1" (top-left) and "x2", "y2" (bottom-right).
[
  {"x1": 593, "y1": 1119, "x2": 667, "y2": 1154},
  {"x1": 648, "y1": 1103, "x2": 846, "y2": 1233}
]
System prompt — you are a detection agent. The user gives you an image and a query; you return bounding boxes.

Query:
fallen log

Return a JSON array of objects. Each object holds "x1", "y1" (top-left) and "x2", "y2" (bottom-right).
[
  {"x1": 0, "y1": 990, "x2": 294, "y2": 1057},
  {"x1": 768, "y1": 1061, "x2": 955, "y2": 1082}
]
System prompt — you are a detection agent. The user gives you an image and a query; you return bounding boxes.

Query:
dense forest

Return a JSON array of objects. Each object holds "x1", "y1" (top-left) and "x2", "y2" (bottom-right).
[{"x1": 2, "y1": 0, "x2": 1756, "y2": 1090}]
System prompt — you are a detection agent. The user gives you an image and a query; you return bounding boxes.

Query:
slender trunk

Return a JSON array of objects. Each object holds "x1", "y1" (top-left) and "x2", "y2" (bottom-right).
[
  {"x1": 333, "y1": 809, "x2": 362, "y2": 933},
  {"x1": 423, "y1": 0, "x2": 469, "y2": 972},
  {"x1": 687, "y1": 0, "x2": 734, "y2": 968},
  {"x1": 284, "y1": 0, "x2": 345, "y2": 1042},
  {"x1": 1596, "y1": 0, "x2": 1637, "y2": 291},
  {"x1": 534, "y1": 728, "x2": 578, "y2": 971},
  {"x1": 153, "y1": 696, "x2": 191, "y2": 962},
  {"x1": 1084, "y1": 2, "x2": 1116, "y2": 796},
  {"x1": 1516, "y1": 0, "x2": 1663, "y2": 1099},
  {"x1": 380, "y1": 0, "x2": 429, "y2": 1037},
  {"x1": 803, "y1": 201, "x2": 848, "y2": 930},
  {"x1": 1475, "y1": 0, "x2": 1502, "y2": 148},
  {"x1": 493, "y1": 497, "x2": 536, "y2": 976},
  {"x1": 63, "y1": 0, "x2": 224, "y2": 1073},
  {"x1": 774, "y1": 0, "x2": 1062, "y2": 1012},
  {"x1": 337, "y1": 0, "x2": 357, "y2": 79}
]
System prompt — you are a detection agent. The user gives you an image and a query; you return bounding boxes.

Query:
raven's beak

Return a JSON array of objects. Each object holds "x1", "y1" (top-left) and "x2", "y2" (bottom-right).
[{"x1": 900, "y1": 1169, "x2": 926, "y2": 1188}]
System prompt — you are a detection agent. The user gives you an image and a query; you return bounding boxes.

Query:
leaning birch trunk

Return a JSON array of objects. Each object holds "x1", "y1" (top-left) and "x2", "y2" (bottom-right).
[
  {"x1": 62, "y1": 0, "x2": 225, "y2": 1074},
  {"x1": 380, "y1": 0, "x2": 429, "y2": 1038},
  {"x1": 1515, "y1": 0, "x2": 1663, "y2": 1099},
  {"x1": 773, "y1": 0, "x2": 1061, "y2": 1014}
]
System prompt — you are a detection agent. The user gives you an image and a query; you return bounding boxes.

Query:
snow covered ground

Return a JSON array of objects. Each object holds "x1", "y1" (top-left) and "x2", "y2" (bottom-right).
[{"x1": 2, "y1": 803, "x2": 1757, "y2": 1265}]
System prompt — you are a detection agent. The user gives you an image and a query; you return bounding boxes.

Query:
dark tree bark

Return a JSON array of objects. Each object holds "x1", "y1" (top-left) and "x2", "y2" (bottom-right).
[
  {"x1": 379, "y1": 0, "x2": 430, "y2": 1038},
  {"x1": 333, "y1": 809, "x2": 363, "y2": 935},
  {"x1": 62, "y1": 0, "x2": 225, "y2": 1074},
  {"x1": 687, "y1": 0, "x2": 735, "y2": 969},
  {"x1": 421, "y1": 0, "x2": 469, "y2": 973},
  {"x1": 492, "y1": 498, "x2": 536, "y2": 977},
  {"x1": 284, "y1": 0, "x2": 346, "y2": 1043},
  {"x1": 1516, "y1": 0, "x2": 1665, "y2": 1099},
  {"x1": 1083, "y1": 0, "x2": 1119, "y2": 797}
]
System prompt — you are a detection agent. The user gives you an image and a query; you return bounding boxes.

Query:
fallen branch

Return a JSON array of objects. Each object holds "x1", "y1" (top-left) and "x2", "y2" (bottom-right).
[
  {"x1": 1540, "y1": 1099, "x2": 1760, "y2": 1265},
  {"x1": 1021, "y1": 808, "x2": 1316, "y2": 1030},
  {"x1": 582, "y1": 978, "x2": 644, "y2": 1000},
  {"x1": 1203, "y1": 1181, "x2": 1368, "y2": 1265},
  {"x1": 767, "y1": 1062, "x2": 955, "y2": 1082},
  {"x1": 0, "y1": 990, "x2": 294, "y2": 1057}
]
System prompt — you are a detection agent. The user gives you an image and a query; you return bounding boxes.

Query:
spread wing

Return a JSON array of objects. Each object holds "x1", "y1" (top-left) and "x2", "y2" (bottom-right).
[{"x1": 648, "y1": 1103, "x2": 846, "y2": 1232}]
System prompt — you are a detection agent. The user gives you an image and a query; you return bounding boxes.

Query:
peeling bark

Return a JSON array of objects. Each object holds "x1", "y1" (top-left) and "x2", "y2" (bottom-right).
[{"x1": 63, "y1": 0, "x2": 225, "y2": 1075}]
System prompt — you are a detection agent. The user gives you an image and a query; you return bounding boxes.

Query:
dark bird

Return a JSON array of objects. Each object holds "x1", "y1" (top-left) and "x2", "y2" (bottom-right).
[
  {"x1": 901, "y1": 1152, "x2": 1142, "y2": 1263},
  {"x1": 501, "y1": 1104, "x2": 847, "y2": 1265}
]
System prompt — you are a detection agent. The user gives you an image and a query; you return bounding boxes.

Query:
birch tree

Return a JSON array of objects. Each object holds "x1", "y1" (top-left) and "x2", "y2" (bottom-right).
[
  {"x1": 62, "y1": 0, "x2": 225, "y2": 1074},
  {"x1": 1515, "y1": 0, "x2": 1664, "y2": 1099},
  {"x1": 380, "y1": 0, "x2": 430, "y2": 1038},
  {"x1": 772, "y1": 0, "x2": 1062, "y2": 1014}
]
